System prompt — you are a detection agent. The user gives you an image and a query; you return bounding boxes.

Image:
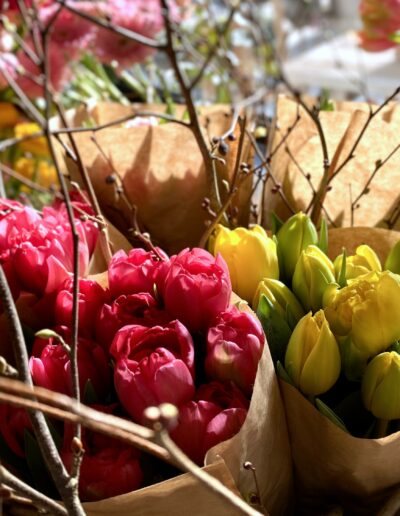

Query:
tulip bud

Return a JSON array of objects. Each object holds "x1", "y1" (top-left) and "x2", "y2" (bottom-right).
[
  {"x1": 276, "y1": 212, "x2": 318, "y2": 282},
  {"x1": 205, "y1": 306, "x2": 265, "y2": 395},
  {"x1": 252, "y1": 278, "x2": 305, "y2": 326},
  {"x1": 324, "y1": 271, "x2": 400, "y2": 359},
  {"x1": 211, "y1": 224, "x2": 278, "y2": 303},
  {"x1": 292, "y1": 245, "x2": 335, "y2": 312},
  {"x1": 284, "y1": 310, "x2": 341, "y2": 396},
  {"x1": 161, "y1": 248, "x2": 232, "y2": 332},
  {"x1": 334, "y1": 245, "x2": 381, "y2": 281},
  {"x1": 362, "y1": 352, "x2": 400, "y2": 421},
  {"x1": 385, "y1": 240, "x2": 400, "y2": 274}
]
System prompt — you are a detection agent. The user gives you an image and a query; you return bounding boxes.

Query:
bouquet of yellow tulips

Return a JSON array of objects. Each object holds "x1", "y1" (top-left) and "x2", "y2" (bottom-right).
[{"x1": 210, "y1": 214, "x2": 400, "y2": 514}]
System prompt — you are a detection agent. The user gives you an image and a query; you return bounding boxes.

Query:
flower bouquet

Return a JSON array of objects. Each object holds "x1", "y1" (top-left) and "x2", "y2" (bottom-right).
[
  {"x1": 209, "y1": 213, "x2": 400, "y2": 514},
  {"x1": 0, "y1": 196, "x2": 291, "y2": 515}
]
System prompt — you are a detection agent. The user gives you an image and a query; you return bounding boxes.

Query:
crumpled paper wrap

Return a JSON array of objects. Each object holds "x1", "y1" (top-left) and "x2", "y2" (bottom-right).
[
  {"x1": 58, "y1": 102, "x2": 253, "y2": 254},
  {"x1": 280, "y1": 226, "x2": 400, "y2": 515},
  {"x1": 263, "y1": 95, "x2": 400, "y2": 229}
]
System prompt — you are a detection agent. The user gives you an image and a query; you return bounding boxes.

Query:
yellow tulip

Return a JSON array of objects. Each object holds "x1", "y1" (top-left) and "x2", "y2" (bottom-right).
[
  {"x1": 292, "y1": 245, "x2": 335, "y2": 312},
  {"x1": 252, "y1": 278, "x2": 304, "y2": 324},
  {"x1": 334, "y1": 244, "x2": 381, "y2": 281},
  {"x1": 284, "y1": 310, "x2": 341, "y2": 396},
  {"x1": 362, "y1": 352, "x2": 400, "y2": 421},
  {"x1": 0, "y1": 103, "x2": 20, "y2": 129},
  {"x1": 324, "y1": 271, "x2": 400, "y2": 358},
  {"x1": 276, "y1": 212, "x2": 318, "y2": 281},
  {"x1": 15, "y1": 123, "x2": 49, "y2": 156},
  {"x1": 212, "y1": 224, "x2": 279, "y2": 303}
]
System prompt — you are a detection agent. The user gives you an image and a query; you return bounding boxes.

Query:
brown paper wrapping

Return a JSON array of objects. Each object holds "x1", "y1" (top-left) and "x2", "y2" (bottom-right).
[
  {"x1": 264, "y1": 96, "x2": 400, "y2": 230},
  {"x1": 58, "y1": 102, "x2": 253, "y2": 254},
  {"x1": 84, "y1": 458, "x2": 244, "y2": 516},
  {"x1": 280, "y1": 226, "x2": 400, "y2": 515},
  {"x1": 3, "y1": 459, "x2": 243, "y2": 516}
]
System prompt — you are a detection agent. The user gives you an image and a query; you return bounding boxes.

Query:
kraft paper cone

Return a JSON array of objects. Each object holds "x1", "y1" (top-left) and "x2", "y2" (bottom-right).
[
  {"x1": 58, "y1": 102, "x2": 253, "y2": 254},
  {"x1": 279, "y1": 227, "x2": 400, "y2": 515},
  {"x1": 280, "y1": 381, "x2": 400, "y2": 515},
  {"x1": 264, "y1": 96, "x2": 400, "y2": 230}
]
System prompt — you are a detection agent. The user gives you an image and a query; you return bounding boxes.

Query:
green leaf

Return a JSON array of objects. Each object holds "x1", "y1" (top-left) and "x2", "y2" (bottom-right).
[
  {"x1": 318, "y1": 216, "x2": 328, "y2": 254},
  {"x1": 338, "y1": 248, "x2": 347, "y2": 288},
  {"x1": 319, "y1": 89, "x2": 335, "y2": 112},
  {"x1": 270, "y1": 212, "x2": 284, "y2": 235},
  {"x1": 83, "y1": 379, "x2": 99, "y2": 405},
  {"x1": 276, "y1": 361, "x2": 294, "y2": 386},
  {"x1": 315, "y1": 399, "x2": 348, "y2": 433},
  {"x1": 389, "y1": 340, "x2": 400, "y2": 354},
  {"x1": 285, "y1": 304, "x2": 298, "y2": 331},
  {"x1": 24, "y1": 431, "x2": 58, "y2": 498},
  {"x1": 257, "y1": 295, "x2": 292, "y2": 364}
]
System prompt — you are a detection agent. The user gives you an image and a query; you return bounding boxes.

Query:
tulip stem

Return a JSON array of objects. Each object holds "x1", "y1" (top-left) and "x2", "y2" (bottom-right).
[{"x1": 375, "y1": 419, "x2": 389, "y2": 439}]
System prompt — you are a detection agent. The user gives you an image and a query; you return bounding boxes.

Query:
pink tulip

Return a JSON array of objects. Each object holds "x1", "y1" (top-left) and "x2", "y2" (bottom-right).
[
  {"x1": 170, "y1": 400, "x2": 247, "y2": 465},
  {"x1": 30, "y1": 327, "x2": 111, "y2": 399},
  {"x1": 160, "y1": 248, "x2": 232, "y2": 333},
  {"x1": 205, "y1": 306, "x2": 264, "y2": 395},
  {"x1": 108, "y1": 248, "x2": 168, "y2": 299},
  {"x1": 111, "y1": 321, "x2": 195, "y2": 421},
  {"x1": 12, "y1": 215, "x2": 91, "y2": 296},
  {"x1": 95, "y1": 292, "x2": 171, "y2": 351},
  {"x1": 195, "y1": 380, "x2": 249, "y2": 410},
  {"x1": 55, "y1": 278, "x2": 109, "y2": 337}
]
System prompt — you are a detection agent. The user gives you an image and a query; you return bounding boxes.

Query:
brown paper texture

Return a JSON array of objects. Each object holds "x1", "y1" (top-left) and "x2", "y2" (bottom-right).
[
  {"x1": 2, "y1": 459, "x2": 243, "y2": 516},
  {"x1": 58, "y1": 102, "x2": 253, "y2": 254},
  {"x1": 264, "y1": 96, "x2": 400, "y2": 230},
  {"x1": 279, "y1": 227, "x2": 400, "y2": 515},
  {"x1": 84, "y1": 458, "x2": 243, "y2": 516},
  {"x1": 327, "y1": 227, "x2": 400, "y2": 263}
]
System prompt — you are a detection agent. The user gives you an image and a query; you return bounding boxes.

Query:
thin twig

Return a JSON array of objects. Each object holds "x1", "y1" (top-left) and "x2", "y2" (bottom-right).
[
  {"x1": 0, "y1": 466, "x2": 67, "y2": 516},
  {"x1": 199, "y1": 117, "x2": 247, "y2": 247},
  {"x1": 0, "y1": 162, "x2": 62, "y2": 198},
  {"x1": 0, "y1": 385, "x2": 171, "y2": 465},
  {"x1": 351, "y1": 142, "x2": 400, "y2": 221},
  {"x1": 0, "y1": 265, "x2": 82, "y2": 515},
  {"x1": 157, "y1": 429, "x2": 263, "y2": 516}
]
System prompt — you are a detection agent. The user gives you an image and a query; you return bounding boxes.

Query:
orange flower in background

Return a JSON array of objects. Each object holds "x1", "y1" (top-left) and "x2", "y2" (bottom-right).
[
  {"x1": 0, "y1": 102, "x2": 20, "y2": 129},
  {"x1": 358, "y1": 0, "x2": 400, "y2": 51}
]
